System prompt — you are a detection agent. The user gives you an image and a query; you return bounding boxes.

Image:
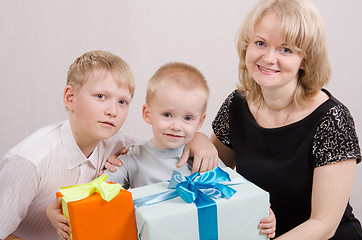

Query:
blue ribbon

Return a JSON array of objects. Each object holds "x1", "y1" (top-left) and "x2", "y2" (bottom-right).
[{"x1": 133, "y1": 167, "x2": 237, "y2": 240}]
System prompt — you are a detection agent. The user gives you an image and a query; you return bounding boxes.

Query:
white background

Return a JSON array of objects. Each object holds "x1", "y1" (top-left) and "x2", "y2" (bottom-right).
[{"x1": 1, "y1": 0, "x2": 361, "y2": 219}]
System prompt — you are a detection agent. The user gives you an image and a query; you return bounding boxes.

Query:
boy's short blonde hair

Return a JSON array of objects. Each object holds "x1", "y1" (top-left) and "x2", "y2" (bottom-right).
[
  {"x1": 67, "y1": 50, "x2": 135, "y2": 96},
  {"x1": 146, "y1": 62, "x2": 209, "y2": 112},
  {"x1": 236, "y1": 0, "x2": 331, "y2": 107}
]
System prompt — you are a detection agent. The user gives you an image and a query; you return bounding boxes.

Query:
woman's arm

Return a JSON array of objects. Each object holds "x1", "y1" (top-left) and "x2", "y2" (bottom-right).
[
  {"x1": 210, "y1": 133, "x2": 236, "y2": 168},
  {"x1": 276, "y1": 158, "x2": 357, "y2": 240},
  {"x1": 178, "y1": 132, "x2": 219, "y2": 173}
]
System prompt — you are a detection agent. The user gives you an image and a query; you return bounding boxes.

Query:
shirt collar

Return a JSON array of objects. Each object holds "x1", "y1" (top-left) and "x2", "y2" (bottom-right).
[{"x1": 60, "y1": 121, "x2": 89, "y2": 170}]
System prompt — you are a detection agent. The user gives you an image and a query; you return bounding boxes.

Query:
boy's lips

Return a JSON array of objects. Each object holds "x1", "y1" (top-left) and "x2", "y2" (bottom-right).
[{"x1": 99, "y1": 121, "x2": 115, "y2": 127}]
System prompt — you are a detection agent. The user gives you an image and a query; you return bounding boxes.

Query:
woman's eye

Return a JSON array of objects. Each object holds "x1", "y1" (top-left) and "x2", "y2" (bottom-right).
[
  {"x1": 255, "y1": 41, "x2": 265, "y2": 46},
  {"x1": 281, "y1": 47, "x2": 292, "y2": 53}
]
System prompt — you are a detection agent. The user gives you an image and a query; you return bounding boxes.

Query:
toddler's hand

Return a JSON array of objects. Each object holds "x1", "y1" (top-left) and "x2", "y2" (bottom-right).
[
  {"x1": 259, "y1": 205, "x2": 276, "y2": 239},
  {"x1": 46, "y1": 198, "x2": 71, "y2": 240}
]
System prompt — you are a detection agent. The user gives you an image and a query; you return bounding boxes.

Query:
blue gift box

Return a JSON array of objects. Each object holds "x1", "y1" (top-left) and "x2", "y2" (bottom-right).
[{"x1": 129, "y1": 167, "x2": 269, "y2": 240}]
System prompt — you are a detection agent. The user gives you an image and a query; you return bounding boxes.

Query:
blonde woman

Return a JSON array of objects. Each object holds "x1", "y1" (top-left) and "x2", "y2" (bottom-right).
[{"x1": 187, "y1": 0, "x2": 362, "y2": 239}]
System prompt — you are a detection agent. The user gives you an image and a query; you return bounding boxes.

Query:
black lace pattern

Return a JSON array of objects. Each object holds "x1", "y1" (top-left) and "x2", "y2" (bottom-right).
[
  {"x1": 312, "y1": 105, "x2": 361, "y2": 167},
  {"x1": 212, "y1": 91, "x2": 235, "y2": 148}
]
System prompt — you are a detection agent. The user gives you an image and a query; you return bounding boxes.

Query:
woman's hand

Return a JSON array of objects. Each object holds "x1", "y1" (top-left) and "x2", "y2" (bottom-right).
[
  {"x1": 259, "y1": 205, "x2": 276, "y2": 239},
  {"x1": 177, "y1": 132, "x2": 218, "y2": 173},
  {"x1": 46, "y1": 198, "x2": 71, "y2": 240}
]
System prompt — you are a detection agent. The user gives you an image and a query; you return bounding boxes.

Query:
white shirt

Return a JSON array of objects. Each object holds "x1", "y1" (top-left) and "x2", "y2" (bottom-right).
[{"x1": 0, "y1": 121, "x2": 142, "y2": 240}]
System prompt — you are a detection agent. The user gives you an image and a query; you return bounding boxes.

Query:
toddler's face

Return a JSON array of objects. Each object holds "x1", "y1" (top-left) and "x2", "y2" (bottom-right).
[{"x1": 143, "y1": 83, "x2": 206, "y2": 150}]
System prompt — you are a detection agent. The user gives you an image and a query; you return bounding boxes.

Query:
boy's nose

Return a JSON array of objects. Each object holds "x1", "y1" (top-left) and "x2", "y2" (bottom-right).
[{"x1": 105, "y1": 102, "x2": 117, "y2": 117}]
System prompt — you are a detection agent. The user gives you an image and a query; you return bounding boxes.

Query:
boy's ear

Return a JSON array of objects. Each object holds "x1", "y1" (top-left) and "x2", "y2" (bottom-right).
[
  {"x1": 63, "y1": 85, "x2": 75, "y2": 112},
  {"x1": 142, "y1": 104, "x2": 152, "y2": 124},
  {"x1": 197, "y1": 113, "x2": 207, "y2": 130}
]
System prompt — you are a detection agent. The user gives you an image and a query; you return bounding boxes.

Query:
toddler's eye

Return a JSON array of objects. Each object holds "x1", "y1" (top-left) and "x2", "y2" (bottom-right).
[
  {"x1": 185, "y1": 116, "x2": 194, "y2": 121},
  {"x1": 163, "y1": 113, "x2": 172, "y2": 118},
  {"x1": 97, "y1": 94, "x2": 105, "y2": 99}
]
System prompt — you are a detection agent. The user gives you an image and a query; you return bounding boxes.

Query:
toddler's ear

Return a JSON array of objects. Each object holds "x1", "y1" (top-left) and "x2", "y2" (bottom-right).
[
  {"x1": 142, "y1": 104, "x2": 152, "y2": 124},
  {"x1": 197, "y1": 113, "x2": 207, "y2": 130},
  {"x1": 63, "y1": 85, "x2": 75, "y2": 112}
]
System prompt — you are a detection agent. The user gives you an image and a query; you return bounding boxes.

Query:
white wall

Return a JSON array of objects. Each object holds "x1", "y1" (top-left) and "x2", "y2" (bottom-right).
[{"x1": 1, "y1": 0, "x2": 361, "y2": 219}]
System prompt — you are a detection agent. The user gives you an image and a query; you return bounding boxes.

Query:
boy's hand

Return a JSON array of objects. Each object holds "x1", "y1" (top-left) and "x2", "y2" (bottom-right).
[
  {"x1": 46, "y1": 198, "x2": 71, "y2": 240},
  {"x1": 98, "y1": 147, "x2": 129, "y2": 176},
  {"x1": 178, "y1": 132, "x2": 218, "y2": 173},
  {"x1": 258, "y1": 205, "x2": 276, "y2": 239}
]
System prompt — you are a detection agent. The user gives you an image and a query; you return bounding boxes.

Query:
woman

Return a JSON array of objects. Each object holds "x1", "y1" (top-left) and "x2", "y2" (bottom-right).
[{"x1": 194, "y1": 0, "x2": 362, "y2": 239}]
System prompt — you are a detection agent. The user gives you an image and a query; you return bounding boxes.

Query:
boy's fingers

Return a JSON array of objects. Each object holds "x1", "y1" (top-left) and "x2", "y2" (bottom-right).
[
  {"x1": 59, "y1": 215, "x2": 70, "y2": 225},
  {"x1": 58, "y1": 229, "x2": 71, "y2": 240},
  {"x1": 107, "y1": 155, "x2": 122, "y2": 167},
  {"x1": 119, "y1": 146, "x2": 129, "y2": 155},
  {"x1": 60, "y1": 222, "x2": 71, "y2": 233},
  {"x1": 105, "y1": 162, "x2": 116, "y2": 172}
]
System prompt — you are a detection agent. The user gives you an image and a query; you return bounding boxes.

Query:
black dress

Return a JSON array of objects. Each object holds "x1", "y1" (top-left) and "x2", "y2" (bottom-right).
[{"x1": 212, "y1": 89, "x2": 362, "y2": 239}]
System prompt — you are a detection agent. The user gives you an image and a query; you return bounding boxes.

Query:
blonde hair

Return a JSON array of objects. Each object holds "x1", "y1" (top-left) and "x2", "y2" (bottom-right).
[
  {"x1": 236, "y1": 0, "x2": 331, "y2": 107},
  {"x1": 67, "y1": 50, "x2": 135, "y2": 96},
  {"x1": 146, "y1": 62, "x2": 209, "y2": 112}
]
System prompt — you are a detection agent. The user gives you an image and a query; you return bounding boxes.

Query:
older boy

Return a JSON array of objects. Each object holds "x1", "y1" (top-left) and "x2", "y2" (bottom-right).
[
  {"x1": 104, "y1": 62, "x2": 217, "y2": 188},
  {"x1": 0, "y1": 50, "x2": 141, "y2": 240}
]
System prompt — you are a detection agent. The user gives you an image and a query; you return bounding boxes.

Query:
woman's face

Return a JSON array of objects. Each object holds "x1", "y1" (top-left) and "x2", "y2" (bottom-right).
[{"x1": 245, "y1": 12, "x2": 304, "y2": 91}]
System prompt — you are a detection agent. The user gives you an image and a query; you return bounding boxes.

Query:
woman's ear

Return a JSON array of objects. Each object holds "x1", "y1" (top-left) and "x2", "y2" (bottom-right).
[
  {"x1": 142, "y1": 104, "x2": 152, "y2": 124},
  {"x1": 300, "y1": 58, "x2": 306, "y2": 70},
  {"x1": 63, "y1": 85, "x2": 75, "y2": 112}
]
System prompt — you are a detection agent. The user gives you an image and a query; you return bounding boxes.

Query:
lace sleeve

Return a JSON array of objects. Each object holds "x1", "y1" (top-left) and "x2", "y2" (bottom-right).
[
  {"x1": 312, "y1": 105, "x2": 361, "y2": 167},
  {"x1": 212, "y1": 91, "x2": 236, "y2": 149}
]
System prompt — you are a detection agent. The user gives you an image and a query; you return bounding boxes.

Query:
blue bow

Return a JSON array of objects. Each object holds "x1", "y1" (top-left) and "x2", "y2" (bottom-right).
[{"x1": 133, "y1": 167, "x2": 237, "y2": 240}]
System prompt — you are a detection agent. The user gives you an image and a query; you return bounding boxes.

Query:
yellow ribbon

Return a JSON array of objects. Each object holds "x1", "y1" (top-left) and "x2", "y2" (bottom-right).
[{"x1": 59, "y1": 174, "x2": 123, "y2": 202}]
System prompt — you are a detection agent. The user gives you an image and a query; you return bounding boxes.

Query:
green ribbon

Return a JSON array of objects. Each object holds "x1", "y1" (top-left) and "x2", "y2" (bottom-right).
[{"x1": 59, "y1": 174, "x2": 123, "y2": 202}]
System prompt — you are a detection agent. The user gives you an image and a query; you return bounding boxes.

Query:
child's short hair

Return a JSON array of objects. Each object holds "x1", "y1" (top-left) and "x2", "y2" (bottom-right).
[
  {"x1": 236, "y1": 0, "x2": 331, "y2": 107},
  {"x1": 67, "y1": 50, "x2": 135, "y2": 96},
  {"x1": 146, "y1": 62, "x2": 209, "y2": 112}
]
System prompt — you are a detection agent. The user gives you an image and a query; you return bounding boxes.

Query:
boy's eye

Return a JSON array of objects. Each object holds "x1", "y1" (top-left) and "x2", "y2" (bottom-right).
[
  {"x1": 119, "y1": 100, "x2": 127, "y2": 105},
  {"x1": 163, "y1": 113, "x2": 172, "y2": 118}
]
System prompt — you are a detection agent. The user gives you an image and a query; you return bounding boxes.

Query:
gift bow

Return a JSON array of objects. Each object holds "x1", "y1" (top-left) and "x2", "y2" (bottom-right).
[
  {"x1": 168, "y1": 167, "x2": 237, "y2": 203},
  {"x1": 134, "y1": 167, "x2": 238, "y2": 240},
  {"x1": 59, "y1": 174, "x2": 123, "y2": 202}
]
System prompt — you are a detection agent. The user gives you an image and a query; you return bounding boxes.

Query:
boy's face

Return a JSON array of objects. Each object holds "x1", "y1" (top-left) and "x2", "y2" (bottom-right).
[
  {"x1": 143, "y1": 82, "x2": 206, "y2": 150},
  {"x1": 65, "y1": 72, "x2": 132, "y2": 148}
]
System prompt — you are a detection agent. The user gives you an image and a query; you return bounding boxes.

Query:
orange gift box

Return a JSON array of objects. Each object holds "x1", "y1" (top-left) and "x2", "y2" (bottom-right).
[{"x1": 56, "y1": 176, "x2": 138, "y2": 240}]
